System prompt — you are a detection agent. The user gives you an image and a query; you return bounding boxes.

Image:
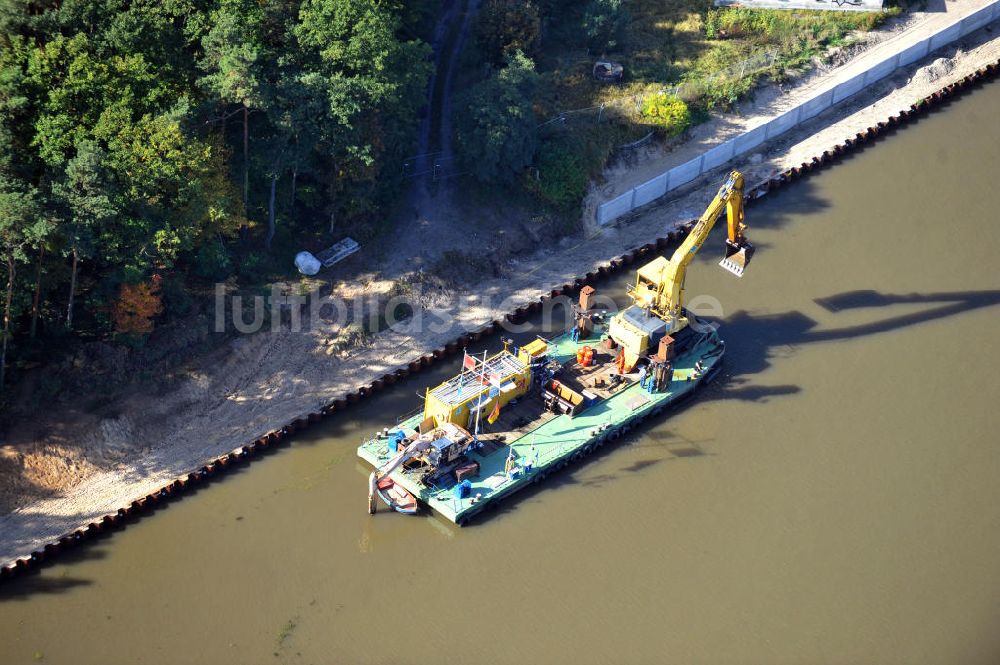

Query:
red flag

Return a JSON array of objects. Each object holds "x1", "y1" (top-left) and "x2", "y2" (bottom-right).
[{"x1": 487, "y1": 401, "x2": 501, "y2": 425}]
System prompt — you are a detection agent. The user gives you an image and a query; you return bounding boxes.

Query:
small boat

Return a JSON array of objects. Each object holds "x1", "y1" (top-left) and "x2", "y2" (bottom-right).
[{"x1": 376, "y1": 476, "x2": 418, "y2": 514}]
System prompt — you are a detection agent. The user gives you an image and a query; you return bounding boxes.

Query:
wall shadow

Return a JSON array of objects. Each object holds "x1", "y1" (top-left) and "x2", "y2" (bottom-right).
[{"x1": 0, "y1": 547, "x2": 105, "y2": 601}]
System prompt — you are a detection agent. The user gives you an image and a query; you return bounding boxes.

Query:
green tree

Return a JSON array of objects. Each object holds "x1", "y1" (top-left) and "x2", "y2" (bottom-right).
[
  {"x1": 256, "y1": 70, "x2": 327, "y2": 250},
  {"x1": 52, "y1": 139, "x2": 116, "y2": 329},
  {"x1": 0, "y1": 178, "x2": 49, "y2": 390},
  {"x1": 96, "y1": 107, "x2": 242, "y2": 273},
  {"x1": 582, "y1": 0, "x2": 630, "y2": 54},
  {"x1": 200, "y1": 0, "x2": 270, "y2": 212},
  {"x1": 0, "y1": 0, "x2": 434, "y2": 388},
  {"x1": 27, "y1": 33, "x2": 113, "y2": 167},
  {"x1": 455, "y1": 51, "x2": 539, "y2": 185},
  {"x1": 531, "y1": 136, "x2": 588, "y2": 208},
  {"x1": 474, "y1": 0, "x2": 541, "y2": 65},
  {"x1": 296, "y1": 0, "x2": 432, "y2": 232}
]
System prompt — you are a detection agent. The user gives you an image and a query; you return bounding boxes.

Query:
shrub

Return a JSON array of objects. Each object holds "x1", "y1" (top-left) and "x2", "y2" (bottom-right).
[
  {"x1": 582, "y1": 0, "x2": 630, "y2": 53},
  {"x1": 160, "y1": 273, "x2": 194, "y2": 317},
  {"x1": 475, "y1": 0, "x2": 541, "y2": 65},
  {"x1": 113, "y1": 275, "x2": 164, "y2": 336},
  {"x1": 531, "y1": 138, "x2": 589, "y2": 208},
  {"x1": 703, "y1": 76, "x2": 756, "y2": 110},
  {"x1": 430, "y1": 249, "x2": 495, "y2": 285},
  {"x1": 192, "y1": 240, "x2": 232, "y2": 281},
  {"x1": 238, "y1": 251, "x2": 265, "y2": 278},
  {"x1": 455, "y1": 51, "x2": 539, "y2": 185},
  {"x1": 640, "y1": 92, "x2": 691, "y2": 136},
  {"x1": 704, "y1": 8, "x2": 888, "y2": 42}
]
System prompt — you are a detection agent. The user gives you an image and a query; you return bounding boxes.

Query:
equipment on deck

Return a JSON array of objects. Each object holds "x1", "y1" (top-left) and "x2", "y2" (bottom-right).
[
  {"x1": 367, "y1": 422, "x2": 474, "y2": 514},
  {"x1": 358, "y1": 180, "x2": 758, "y2": 520},
  {"x1": 422, "y1": 349, "x2": 531, "y2": 432},
  {"x1": 607, "y1": 171, "x2": 754, "y2": 371}
]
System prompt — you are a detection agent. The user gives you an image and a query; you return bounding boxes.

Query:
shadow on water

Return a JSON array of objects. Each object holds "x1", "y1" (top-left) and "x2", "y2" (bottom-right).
[
  {"x1": 0, "y1": 574, "x2": 93, "y2": 600},
  {"x1": 468, "y1": 287, "x2": 1000, "y2": 524},
  {"x1": 475, "y1": 408, "x2": 725, "y2": 523},
  {"x1": 712, "y1": 379, "x2": 802, "y2": 403},
  {"x1": 813, "y1": 289, "x2": 1000, "y2": 323},
  {"x1": 0, "y1": 547, "x2": 106, "y2": 601},
  {"x1": 621, "y1": 458, "x2": 664, "y2": 473},
  {"x1": 727, "y1": 289, "x2": 1000, "y2": 352},
  {"x1": 745, "y1": 175, "x2": 832, "y2": 232},
  {"x1": 711, "y1": 289, "x2": 1000, "y2": 398}
]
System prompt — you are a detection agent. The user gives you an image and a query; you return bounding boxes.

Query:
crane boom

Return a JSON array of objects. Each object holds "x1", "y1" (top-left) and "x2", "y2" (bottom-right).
[
  {"x1": 606, "y1": 170, "x2": 753, "y2": 370},
  {"x1": 652, "y1": 170, "x2": 750, "y2": 322}
]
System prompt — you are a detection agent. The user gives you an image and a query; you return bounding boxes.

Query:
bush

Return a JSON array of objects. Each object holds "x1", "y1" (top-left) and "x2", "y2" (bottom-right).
[
  {"x1": 704, "y1": 8, "x2": 888, "y2": 42},
  {"x1": 112, "y1": 275, "x2": 164, "y2": 336},
  {"x1": 530, "y1": 138, "x2": 589, "y2": 208},
  {"x1": 475, "y1": 0, "x2": 541, "y2": 65},
  {"x1": 192, "y1": 240, "x2": 232, "y2": 281},
  {"x1": 705, "y1": 8, "x2": 781, "y2": 40},
  {"x1": 640, "y1": 92, "x2": 691, "y2": 136},
  {"x1": 455, "y1": 51, "x2": 539, "y2": 185},
  {"x1": 582, "y1": 0, "x2": 630, "y2": 54},
  {"x1": 703, "y1": 76, "x2": 757, "y2": 110},
  {"x1": 238, "y1": 251, "x2": 265, "y2": 278},
  {"x1": 430, "y1": 249, "x2": 495, "y2": 285},
  {"x1": 160, "y1": 273, "x2": 195, "y2": 317}
]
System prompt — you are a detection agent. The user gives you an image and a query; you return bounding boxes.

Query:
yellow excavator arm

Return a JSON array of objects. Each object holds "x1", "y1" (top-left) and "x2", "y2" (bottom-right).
[
  {"x1": 720, "y1": 172, "x2": 752, "y2": 277},
  {"x1": 608, "y1": 170, "x2": 754, "y2": 369},
  {"x1": 648, "y1": 170, "x2": 752, "y2": 323}
]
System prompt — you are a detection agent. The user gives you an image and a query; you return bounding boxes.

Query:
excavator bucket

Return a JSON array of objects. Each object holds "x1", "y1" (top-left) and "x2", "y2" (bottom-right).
[{"x1": 719, "y1": 241, "x2": 754, "y2": 277}]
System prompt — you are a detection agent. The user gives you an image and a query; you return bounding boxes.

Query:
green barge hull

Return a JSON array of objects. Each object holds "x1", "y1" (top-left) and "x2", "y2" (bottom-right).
[{"x1": 357, "y1": 319, "x2": 724, "y2": 525}]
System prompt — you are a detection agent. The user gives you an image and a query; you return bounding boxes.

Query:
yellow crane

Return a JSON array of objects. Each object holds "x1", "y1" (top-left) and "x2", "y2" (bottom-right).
[{"x1": 607, "y1": 170, "x2": 753, "y2": 370}]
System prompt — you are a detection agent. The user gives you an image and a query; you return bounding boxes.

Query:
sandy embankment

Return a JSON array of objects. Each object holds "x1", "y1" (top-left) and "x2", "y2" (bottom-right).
[{"x1": 2, "y1": 3, "x2": 999, "y2": 566}]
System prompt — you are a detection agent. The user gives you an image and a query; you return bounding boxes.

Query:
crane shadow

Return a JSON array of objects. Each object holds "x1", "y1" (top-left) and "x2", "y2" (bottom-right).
[
  {"x1": 438, "y1": 288, "x2": 1000, "y2": 525},
  {"x1": 711, "y1": 288, "x2": 1000, "y2": 397}
]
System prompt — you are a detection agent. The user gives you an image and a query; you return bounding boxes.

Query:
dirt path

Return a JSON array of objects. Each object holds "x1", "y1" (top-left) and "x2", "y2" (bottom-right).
[
  {"x1": 389, "y1": 0, "x2": 484, "y2": 271},
  {"x1": 3, "y1": 9, "x2": 1000, "y2": 566}
]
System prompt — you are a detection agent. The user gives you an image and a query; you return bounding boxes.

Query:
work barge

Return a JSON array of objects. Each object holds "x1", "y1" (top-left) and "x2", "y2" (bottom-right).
[
  {"x1": 358, "y1": 316, "x2": 724, "y2": 524},
  {"x1": 359, "y1": 170, "x2": 755, "y2": 524}
]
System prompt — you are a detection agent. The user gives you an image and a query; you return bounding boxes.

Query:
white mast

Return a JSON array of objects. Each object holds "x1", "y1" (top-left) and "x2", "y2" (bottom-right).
[
  {"x1": 458, "y1": 348, "x2": 467, "y2": 398},
  {"x1": 473, "y1": 350, "x2": 488, "y2": 439}
]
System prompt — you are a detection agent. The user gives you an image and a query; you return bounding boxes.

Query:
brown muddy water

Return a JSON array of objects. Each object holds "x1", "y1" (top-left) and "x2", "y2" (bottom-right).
[{"x1": 3, "y1": 82, "x2": 1000, "y2": 665}]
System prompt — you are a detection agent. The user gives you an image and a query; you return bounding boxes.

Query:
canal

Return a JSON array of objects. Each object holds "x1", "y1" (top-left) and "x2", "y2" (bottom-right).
[{"x1": 2, "y1": 81, "x2": 999, "y2": 664}]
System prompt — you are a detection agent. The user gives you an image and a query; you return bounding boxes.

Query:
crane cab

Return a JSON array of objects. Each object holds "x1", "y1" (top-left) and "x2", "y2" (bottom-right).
[{"x1": 607, "y1": 305, "x2": 671, "y2": 367}]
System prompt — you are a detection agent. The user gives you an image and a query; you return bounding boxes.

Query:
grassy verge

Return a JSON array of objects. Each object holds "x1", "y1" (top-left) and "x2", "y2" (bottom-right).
[
  {"x1": 525, "y1": 1, "x2": 899, "y2": 209},
  {"x1": 538, "y1": 2, "x2": 897, "y2": 114}
]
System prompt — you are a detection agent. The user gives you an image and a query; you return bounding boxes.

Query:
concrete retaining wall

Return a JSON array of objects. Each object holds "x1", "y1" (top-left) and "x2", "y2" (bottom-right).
[
  {"x1": 832, "y1": 71, "x2": 868, "y2": 103},
  {"x1": 596, "y1": 0, "x2": 1000, "y2": 225},
  {"x1": 799, "y1": 89, "x2": 834, "y2": 122},
  {"x1": 596, "y1": 191, "x2": 634, "y2": 225},
  {"x1": 632, "y1": 173, "x2": 669, "y2": 208},
  {"x1": 898, "y1": 38, "x2": 931, "y2": 67},
  {"x1": 733, "y1": 123, "x2": 768, "y2": 154}
]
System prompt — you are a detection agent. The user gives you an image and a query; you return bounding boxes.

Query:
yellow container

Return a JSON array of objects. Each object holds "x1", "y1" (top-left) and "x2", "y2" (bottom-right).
[{"x1": 423, "y1": 350, "x2": 531, "y2": 429}]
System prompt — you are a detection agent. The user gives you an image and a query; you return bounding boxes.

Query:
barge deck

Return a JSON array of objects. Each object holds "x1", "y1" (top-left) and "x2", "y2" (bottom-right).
[{"x1": 357, "y1": 320, "x2": 724, "y2": 524}]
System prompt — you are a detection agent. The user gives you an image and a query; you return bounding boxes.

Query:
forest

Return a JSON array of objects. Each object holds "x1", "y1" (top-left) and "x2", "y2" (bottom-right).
[
  {"x1": 0, "y1": 0, "x2": 437, "y2": 390},
  {"x1": 0, "y1": 0, "x2": 889, "y2": 396}
]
